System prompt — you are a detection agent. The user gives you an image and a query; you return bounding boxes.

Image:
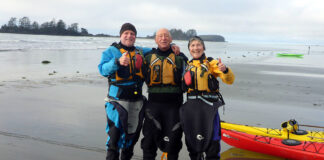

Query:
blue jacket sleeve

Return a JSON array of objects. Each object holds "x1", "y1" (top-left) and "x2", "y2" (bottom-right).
[
  {"x1": 136, "y1": 46, "x2": 152, "y2": 56},
  {"x1": 98, "y1": 47, "x2": 121, "y2": 77}
]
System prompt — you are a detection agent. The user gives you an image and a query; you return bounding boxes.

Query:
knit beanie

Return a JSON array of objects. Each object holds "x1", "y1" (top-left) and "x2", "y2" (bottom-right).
[{"x1": 119, "y1": 23, "x2": 137, "y2": 36}]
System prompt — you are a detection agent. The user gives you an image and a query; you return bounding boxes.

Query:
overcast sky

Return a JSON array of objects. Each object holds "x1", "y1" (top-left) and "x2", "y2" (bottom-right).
[{"x1": 1, "y1": 0, "x2": 324, "y2": 44}]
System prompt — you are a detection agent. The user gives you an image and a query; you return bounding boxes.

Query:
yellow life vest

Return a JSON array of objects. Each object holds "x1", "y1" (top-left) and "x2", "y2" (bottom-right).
[
  {"x1": 113, "y1": 48, "x2": 144, "y2": 83},
  {"x1": 147, "y1": 53, "x2": 177, "y2": 86},
  {"x1": 185, "y1": 59, "x2": 219, "y2": 93}
]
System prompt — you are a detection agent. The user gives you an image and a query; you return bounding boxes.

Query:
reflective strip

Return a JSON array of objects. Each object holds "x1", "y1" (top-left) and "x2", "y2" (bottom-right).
[
  {"x1": 166, "y1": 57, "x2": 176, "y2": 65},
  {"x1": 146, "y1": 110, "x2": 162, "y2": 130},
  {"x1": 150, "y1": 57, "x2": 160, "y2": 66},
  {"x1": 171, "y1": 122, "x2": 181, "y2": 131},
  {"x1": 187, "y1": 65, "x2": 194, "y2": 71},
  {"x1": 187, "y1": 95, "x2": 213, "y2": 106},
  {"x1": 188, "y1": 95, "x2": 219, "y2": 99},
  {"x1": 200, "y1": 64, "x2": 209, "y2": 71},
  {"x1": 202, "y1": 95, "x2": 219, "y2": 99}
]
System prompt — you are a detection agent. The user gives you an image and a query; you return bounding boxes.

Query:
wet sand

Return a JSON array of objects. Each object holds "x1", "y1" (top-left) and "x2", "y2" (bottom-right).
[{"x1": 1, "y1": 62, "x2": 324, "y2": 160}]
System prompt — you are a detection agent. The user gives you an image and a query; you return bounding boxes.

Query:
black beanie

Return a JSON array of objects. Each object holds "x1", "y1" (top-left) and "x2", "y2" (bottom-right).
[{"x1": 119, "y1": 23, "x2": 137, "y2": 36}]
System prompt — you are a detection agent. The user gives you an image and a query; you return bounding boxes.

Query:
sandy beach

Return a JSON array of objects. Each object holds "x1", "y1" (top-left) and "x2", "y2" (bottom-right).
[
  {"x1": 1, "y1": 34, "x2": 324, "y2": 159},
  {"x1": 1, "y1": 55, "x2": 324, "y2": 160}
]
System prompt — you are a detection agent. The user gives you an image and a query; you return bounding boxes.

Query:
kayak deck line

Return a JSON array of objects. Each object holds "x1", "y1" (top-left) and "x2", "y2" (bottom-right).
[
  {"x1": 308, "y1": 136, "x2": 324, "y2": 140},
  {"x1": 300, "y1": 124, "x2": 324, "y2": 129}
]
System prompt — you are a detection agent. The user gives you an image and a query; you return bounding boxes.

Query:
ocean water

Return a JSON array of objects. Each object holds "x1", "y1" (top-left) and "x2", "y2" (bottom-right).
[
  {"x1": 1, "y1": 33, "x2": 323, "y2": 82},
  {"x1": 1, "y1": 33, "x2": 323, "y2": 79}
]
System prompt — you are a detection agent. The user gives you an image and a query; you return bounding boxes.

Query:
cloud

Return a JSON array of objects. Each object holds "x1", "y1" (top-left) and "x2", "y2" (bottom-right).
[{"x1": 1, "y1": 0, "x2": 324, "y2": 43}]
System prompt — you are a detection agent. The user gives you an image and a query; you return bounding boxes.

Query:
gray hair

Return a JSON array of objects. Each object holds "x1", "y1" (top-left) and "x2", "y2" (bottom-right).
[{"x1": 188, "y1": 36, "x2": 205, "y2": 50}]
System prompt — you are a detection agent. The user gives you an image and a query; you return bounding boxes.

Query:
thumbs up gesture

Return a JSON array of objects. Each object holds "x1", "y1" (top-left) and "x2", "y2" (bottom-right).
[
  {"x1": 217, "y1": 58, "x2": 226, "y2": 72},
  {"x1": 119, "y1": 52, "x2": 130, "y2": 66}
]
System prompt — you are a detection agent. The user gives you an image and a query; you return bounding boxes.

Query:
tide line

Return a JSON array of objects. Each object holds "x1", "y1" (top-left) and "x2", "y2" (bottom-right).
[{"x1": 259, "y1": 71, "x2": 324, "y2": 78}]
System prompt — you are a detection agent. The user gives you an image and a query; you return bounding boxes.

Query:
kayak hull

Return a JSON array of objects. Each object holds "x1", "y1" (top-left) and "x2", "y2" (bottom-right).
[
  {"x1": 222, "y1": 129, "x2": 324, "y2": 160},
  {"x1": 221, "y1": 122, "x2": 324, "y2": 143}
]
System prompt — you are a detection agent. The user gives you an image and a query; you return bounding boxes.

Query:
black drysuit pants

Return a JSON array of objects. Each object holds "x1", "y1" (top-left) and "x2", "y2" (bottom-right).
[{"x1": 141, "y1": 100, "x2": 183, "y2": 160}]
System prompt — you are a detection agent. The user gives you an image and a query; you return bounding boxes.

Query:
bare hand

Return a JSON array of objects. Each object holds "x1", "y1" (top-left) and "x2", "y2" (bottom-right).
[
  {"x1": 119, "y1": 52, "x2": 130, "y2": 66},
  {"x1": 217, "y1": 58, "x2": 226, "y2": 72},
  {"x1": 171, "y1": 45, "x2": 180, "y2": 55}
]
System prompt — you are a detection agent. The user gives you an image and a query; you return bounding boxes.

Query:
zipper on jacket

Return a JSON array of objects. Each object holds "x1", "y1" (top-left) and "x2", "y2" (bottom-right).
[{"x1": 195, "y1": 67, "x2": 198, "y2": 91}]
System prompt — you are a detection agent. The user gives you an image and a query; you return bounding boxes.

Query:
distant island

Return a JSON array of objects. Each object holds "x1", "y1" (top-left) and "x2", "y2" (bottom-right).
[
  {"x1": 198, "y1": 35, "x2": 225, "y2": 42},
  {"x1": 146, "y1": 28, "x2": 225, "y2": 42},
  {"x1": 0, "y1": 16, "x2": 225, "y2": 41}
]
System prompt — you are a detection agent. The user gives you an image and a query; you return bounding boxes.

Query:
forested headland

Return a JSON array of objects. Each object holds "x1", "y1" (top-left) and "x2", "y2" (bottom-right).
[
  {"x1": 0, "y1": 17, "x2": 225, "y2": 41},
  {"x1": 146, "y1": 28, "x2": 225, "y2": 42},
  {"x1": 0, "y1": 17, "x2": 93, "y2": 36}
]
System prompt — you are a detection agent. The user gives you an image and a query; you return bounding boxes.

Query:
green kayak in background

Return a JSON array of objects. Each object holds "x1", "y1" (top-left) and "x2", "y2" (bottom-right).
[{"x1": 277, "y1": 53, "x2": 304, "y2": 58}]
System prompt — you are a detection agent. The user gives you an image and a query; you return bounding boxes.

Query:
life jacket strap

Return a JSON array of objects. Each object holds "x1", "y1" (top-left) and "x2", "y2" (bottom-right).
[
  {"x1": 187, "y1": 95, "x2": 214, "y2": 106},
  {"x1": 187, "y1": 92, "x2": 225, "y2": 105},
  {"x1": 161, "y1": 152, "x2": 168, "y2": 160},
  {"x1": 107, "y1": 82, "x2": 142, "y2": 100}
]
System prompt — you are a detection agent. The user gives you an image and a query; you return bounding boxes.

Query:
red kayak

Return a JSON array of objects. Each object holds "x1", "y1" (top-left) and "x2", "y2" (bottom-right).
[{"x1": 221, "y1": 129, "x2": 324, "y2": 160}]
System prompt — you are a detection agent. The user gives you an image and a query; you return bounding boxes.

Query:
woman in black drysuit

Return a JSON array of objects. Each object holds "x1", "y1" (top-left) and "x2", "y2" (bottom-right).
[{"x1": 180, "y1": 36, "x2": 235, "y2": 160}]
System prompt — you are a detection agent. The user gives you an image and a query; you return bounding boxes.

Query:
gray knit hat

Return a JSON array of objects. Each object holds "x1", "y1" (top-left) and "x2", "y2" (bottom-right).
[
  {"x1": 188, "y1": 36, "x2": 205, "y2": 50},
  {"x1": 119, "y1": 23, "x2": 137, "y2": 36}
]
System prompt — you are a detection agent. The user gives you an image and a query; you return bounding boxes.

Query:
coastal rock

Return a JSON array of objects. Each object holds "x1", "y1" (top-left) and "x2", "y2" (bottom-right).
[{"x1": 42, "y1": 60, "x2": 51, "y2": 64}]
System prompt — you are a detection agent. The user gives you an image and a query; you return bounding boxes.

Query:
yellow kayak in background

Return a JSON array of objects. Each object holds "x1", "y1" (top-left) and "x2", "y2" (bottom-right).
[{"x1": 221, "y1": 121, "x2": 324, "y2": 142}]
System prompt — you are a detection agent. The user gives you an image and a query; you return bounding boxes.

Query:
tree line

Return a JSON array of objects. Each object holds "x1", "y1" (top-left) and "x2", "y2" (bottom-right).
[
  {"x1": 147, "y1": 28, "x2": 225, "y2": 42},
  {"x1": 147, "y1": 28, "x2": 198, "y2": 40},
  {"x1": 0, "y1": 17, "x2": 90, "y2": 36},
  {"x1": 0, "y1": 17, "x2": 225, "y2": 41}
]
